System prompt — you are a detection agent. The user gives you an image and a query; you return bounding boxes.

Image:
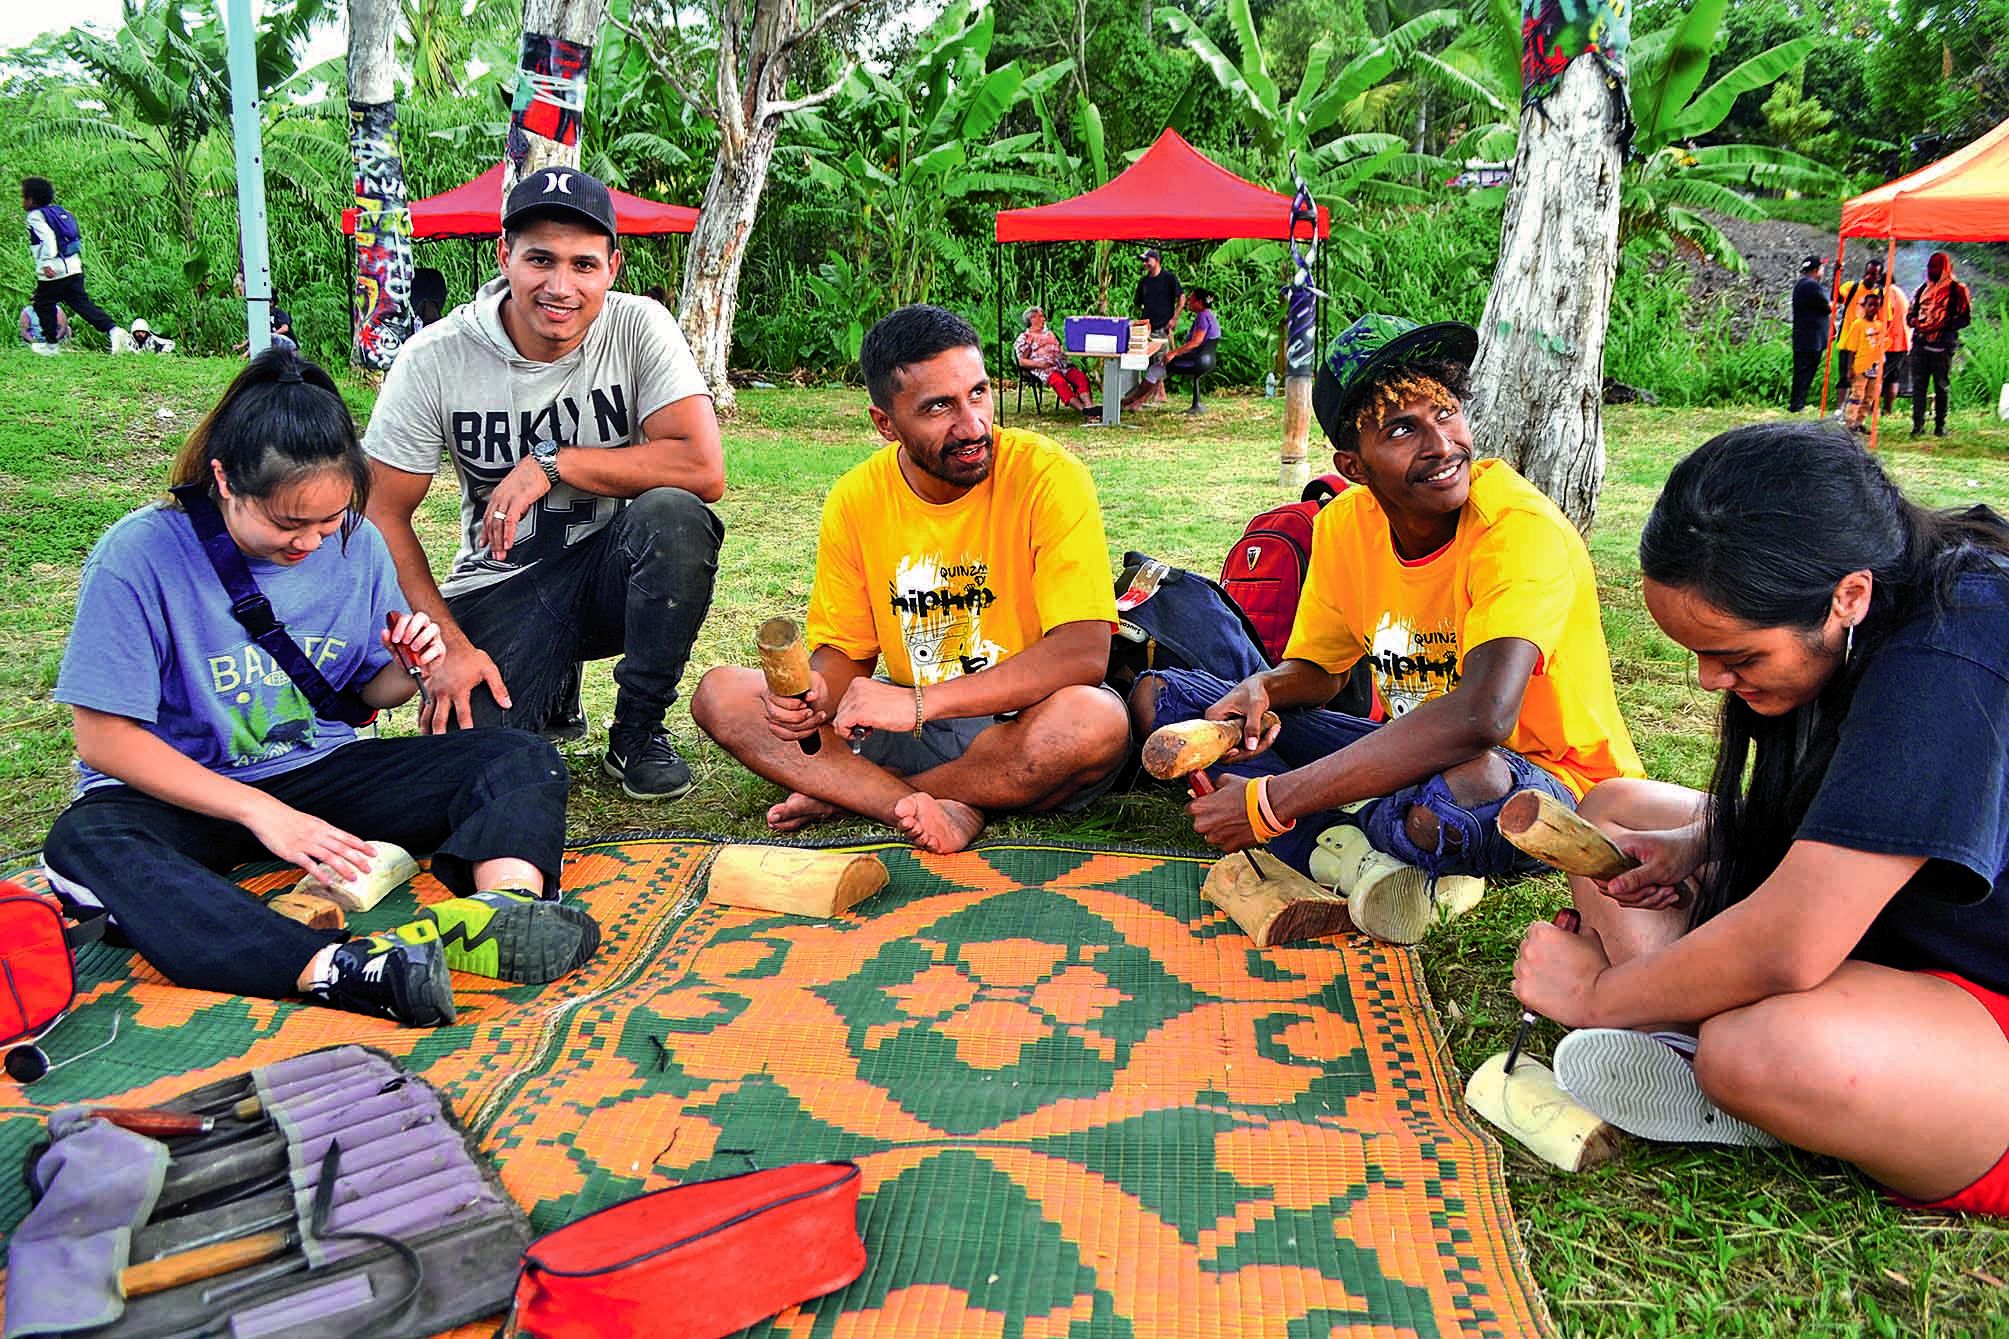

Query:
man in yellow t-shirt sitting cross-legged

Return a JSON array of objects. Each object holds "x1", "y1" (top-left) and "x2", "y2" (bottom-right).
[
  {"x1": 692, "y1": 305, "x2": 1129, "y2": 854},
  {"x1": 1131, "y1": 314, "x2": 1644, "y2": 944}
]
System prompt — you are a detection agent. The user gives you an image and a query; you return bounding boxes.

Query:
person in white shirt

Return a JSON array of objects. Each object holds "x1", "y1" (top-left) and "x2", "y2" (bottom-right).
[{"x1": 21, "y1": 175, "x2": 129, "y2": 354}]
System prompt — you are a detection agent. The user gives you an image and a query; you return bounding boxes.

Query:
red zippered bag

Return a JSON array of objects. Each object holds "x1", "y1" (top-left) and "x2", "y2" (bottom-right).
[
  {"x1": 513, "y1": 1161, "x2": 866, "y2": 1338},
  {"x1": 1, "y1": 883, "x2": 101, "y2": 1048}
]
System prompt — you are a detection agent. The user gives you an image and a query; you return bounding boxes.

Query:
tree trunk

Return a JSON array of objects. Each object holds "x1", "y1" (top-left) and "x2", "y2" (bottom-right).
[
  {"x1": 1467, "y1": 56, "x2": 1624, "y2": 532},
  {"x1": 503, "y1": 0, "x2": 606, "y2": 199},
  {"x1": 347, "y1": 0, "x2": 414, "y2": 372},
  {"x1": 679, "y1": 124, "x2": 783, "y2": 414}
]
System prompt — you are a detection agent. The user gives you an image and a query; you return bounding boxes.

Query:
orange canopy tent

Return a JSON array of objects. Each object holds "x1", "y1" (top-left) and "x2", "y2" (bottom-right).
[{"x1": 1822, "y1": 117, "x2": 2009, "y2": 436}]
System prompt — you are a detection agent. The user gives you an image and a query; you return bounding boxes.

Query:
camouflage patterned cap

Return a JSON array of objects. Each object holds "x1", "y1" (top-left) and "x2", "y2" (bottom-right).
[{"x1": 1312, "y1": 314, "x2": 1479, "y2": 449}]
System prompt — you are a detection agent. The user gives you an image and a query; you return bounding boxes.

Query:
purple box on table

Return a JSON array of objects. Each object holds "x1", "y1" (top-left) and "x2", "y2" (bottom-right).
[{"x1": 1063, "y1": 315, "x2": 1130, "y2": 354}]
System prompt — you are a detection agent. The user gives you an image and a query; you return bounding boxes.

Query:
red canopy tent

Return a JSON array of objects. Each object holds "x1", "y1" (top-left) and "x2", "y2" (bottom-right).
[
  {"x1": 1822, "y1": 117, "x2": 2009, "y2": 438},
  {"x1": 995, "y1": 128, "x2": 1331, "y2": 243},
  {"x1": 991, "y1": 129, "x2": 1331, "y2": 417},
  {"x1": 341, "y1": 163, "x2": 699, "y2": 240}
]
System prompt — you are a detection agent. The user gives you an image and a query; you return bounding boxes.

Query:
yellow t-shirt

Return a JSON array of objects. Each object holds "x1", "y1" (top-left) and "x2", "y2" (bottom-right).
[
  {"x1": 806, "y1": 427, "x2": 1117, "y2": 688},
  {"x1": 1282, "y1": 458, "x2": 1643, "y2": 796}
]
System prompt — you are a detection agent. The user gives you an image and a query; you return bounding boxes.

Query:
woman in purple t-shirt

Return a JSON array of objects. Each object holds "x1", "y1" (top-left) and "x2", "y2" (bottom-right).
[{"x1": 41, "y1": 348, "x2": 599, "y2": 1028}]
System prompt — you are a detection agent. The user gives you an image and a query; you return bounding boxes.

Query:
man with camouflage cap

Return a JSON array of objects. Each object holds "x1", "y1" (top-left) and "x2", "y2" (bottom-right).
[{"x1": 1130, "y1": 314, "x2": 1643, "y2": 944}]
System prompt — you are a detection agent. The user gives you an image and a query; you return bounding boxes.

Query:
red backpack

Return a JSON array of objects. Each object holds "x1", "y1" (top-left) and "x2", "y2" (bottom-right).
[
  {"x1": 2, "y1": 883, "x2": 104, "y2": 1065},
  {"x1": 1220, "y1": 473, "x2": 1348, "y2": 661}
]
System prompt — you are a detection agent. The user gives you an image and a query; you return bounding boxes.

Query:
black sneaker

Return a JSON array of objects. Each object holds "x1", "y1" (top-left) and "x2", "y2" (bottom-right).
[
  {"x1": 421, "y1": 890, "x2": 600, "y2": 984},
  {"x1": 603, "y1": 725, "x2": 694, "y2": 801},
  {"x1": 538, "y1": 709, "x2": 589, "y2": 744},
  {"x1": 315, "y1": 927, "x2": 456, "y2": 1027}
]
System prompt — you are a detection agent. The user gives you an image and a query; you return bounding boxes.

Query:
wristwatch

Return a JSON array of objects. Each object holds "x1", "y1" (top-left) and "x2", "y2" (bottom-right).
[{"x1": 529, "y1": 438, "x2": 562, "y2": 488}]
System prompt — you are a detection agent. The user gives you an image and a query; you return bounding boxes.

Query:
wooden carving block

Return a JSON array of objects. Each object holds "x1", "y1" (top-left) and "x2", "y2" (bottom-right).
[
  {"x1": 708, "y1": 846, "x2": 888, "y2": 917},
  {"x1": 1464, "y1": 1052, "x2": 1622, "y2": 1173},
  {"x1": 267, "y1": 890, "x2": 346, "y2": 931},
  {"x1": 291, "y1": 841, "x2": 419, "y2": 912},
  {"x1": 1201, "y1": 848, "x2": 1352, "y2": 947},
  {"x1": 1498, "y1": 789, "x2": 1638, "y2": 881}
]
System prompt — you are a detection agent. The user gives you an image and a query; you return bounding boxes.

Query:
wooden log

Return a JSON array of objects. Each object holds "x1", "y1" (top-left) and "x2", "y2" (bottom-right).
[
  {"x1": 267, "y1": 890, "x2": 346, "y2": 931},
  {"x1": 1464, "y1": 1052, "x2": 1622, "y2": 1173},
  {"x1": 1201, "y1": 848, "x2": 1352, "y2": 947},
  {"x1": 755, "y1": 617, "x2": 813, "y2": 695},
  {"x1": 290, "y1": 841, "x2": 418, "y2": 912},
  {"x1": 1141, "y1": 712, "x2": 1281, "y2": 781},
  {"x1": 708, "y1": 846, "x2": 887, "y2": 917},
  {"x1": 1498, "y1": 789, "x2": 1638, "y2": 881}
]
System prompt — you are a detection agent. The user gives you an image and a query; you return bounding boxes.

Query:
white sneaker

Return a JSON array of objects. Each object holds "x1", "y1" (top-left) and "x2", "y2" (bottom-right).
[
  {"x1": 1553, "y1": 1028, "x2": 1781, "y2": 1147},
  {"x1": 29, "y1": 341, "x2": 59, "y2": 356},
  {"x1": 109, "y1": 326, "x2": 132, "y2": 353}
]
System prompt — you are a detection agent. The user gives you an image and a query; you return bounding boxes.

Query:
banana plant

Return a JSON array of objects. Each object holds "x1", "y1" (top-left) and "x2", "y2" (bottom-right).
[
  {"x1": 789, "y1": 0, "x2": 1067, "y2": 309},
  {"x1": 1156, "y1": 0, "x2": 1459, "y2": 163}
]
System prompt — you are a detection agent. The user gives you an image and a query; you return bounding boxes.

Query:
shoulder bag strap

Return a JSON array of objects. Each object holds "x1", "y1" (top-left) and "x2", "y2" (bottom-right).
[{"x1": 168, "y1": 483, "x2": 378, "y2": 727}]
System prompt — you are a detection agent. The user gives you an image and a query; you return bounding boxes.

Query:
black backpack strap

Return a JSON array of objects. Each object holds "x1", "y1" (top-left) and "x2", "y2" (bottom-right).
[{"x1": 169, "y1": 483, "x2": 378, "y2": 727}]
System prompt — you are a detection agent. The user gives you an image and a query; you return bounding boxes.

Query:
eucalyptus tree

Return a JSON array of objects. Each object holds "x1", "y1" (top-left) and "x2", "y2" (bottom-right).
[{"x1": 611, "y1": 0, "x2": 895, "y2": 407}]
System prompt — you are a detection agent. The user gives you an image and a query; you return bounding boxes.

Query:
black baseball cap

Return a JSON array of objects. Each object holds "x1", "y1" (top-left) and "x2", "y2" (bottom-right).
[
  {"x1": 502, "y1": 167, "x2": 618, "y2": 242},
  {"x1": 1801, "y1": 254, "x2": 1823, "y2": 272},
  {"x1": 1141, "y1": 248, "x2": 1162, "y2": 261}
]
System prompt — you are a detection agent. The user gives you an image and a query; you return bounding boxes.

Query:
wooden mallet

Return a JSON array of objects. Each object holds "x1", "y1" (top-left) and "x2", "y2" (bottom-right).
[
  {"x1": 756, "y1": 617, "x2": 821, "y2": 756},
  {"x1": 1141, "y1": 713, "x2": 1281, "y2": 790}
]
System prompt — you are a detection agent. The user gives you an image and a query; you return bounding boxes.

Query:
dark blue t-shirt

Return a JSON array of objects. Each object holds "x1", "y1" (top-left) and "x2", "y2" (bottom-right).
[
  {"x1": 1797, "y1": 566, "x2": 2009, "y2": 994},
  {"x1": 1791, "y1": 276, "x2": 1832, "y2": 353},
  {"x1": 54, "y1": 504, "x2": 400, "y2": 793}
]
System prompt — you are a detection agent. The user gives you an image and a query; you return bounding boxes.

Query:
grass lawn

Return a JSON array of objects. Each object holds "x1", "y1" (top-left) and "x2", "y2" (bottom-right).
[{"x1": 3, "y1": 346, "x2": 2006, "y2": 1336}]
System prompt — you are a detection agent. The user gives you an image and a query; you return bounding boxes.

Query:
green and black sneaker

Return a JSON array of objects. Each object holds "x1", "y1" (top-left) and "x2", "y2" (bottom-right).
[
  {"x1": 317, "y1": 925, "x2": 457, "y2": 1028},
  {"x1": 419, "y1": 890, "x2": 600, "y2": 985}
]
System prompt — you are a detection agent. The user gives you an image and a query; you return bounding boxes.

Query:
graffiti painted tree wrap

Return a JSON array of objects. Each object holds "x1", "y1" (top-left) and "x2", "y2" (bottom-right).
[
  {"x1": 1520, "y1": 0, "x2": 1629, "y2": 109},
  {"x1": 502, "y1": 0, "x2": 607, "y2": 198},
  {"x1": 1280, "y1": 154, "x2": 1320, "y2": 490},
  {"x1": 349, "y1": 99, "x2": 415, "y2": 370},
  {"x1": 1466, "y1": 4, "x2": 1631, "y2": 531}
]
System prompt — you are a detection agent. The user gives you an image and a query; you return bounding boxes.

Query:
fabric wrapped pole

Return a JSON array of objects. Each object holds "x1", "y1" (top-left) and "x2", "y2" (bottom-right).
[{"x1": 6, "y1": 1121, "x2": 171, "y2": 1338}]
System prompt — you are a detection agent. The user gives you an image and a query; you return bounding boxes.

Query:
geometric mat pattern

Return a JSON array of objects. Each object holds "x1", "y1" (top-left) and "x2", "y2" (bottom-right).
[{"x1": 1, "y1": 836, "x2": 1553, "y2": 1337}]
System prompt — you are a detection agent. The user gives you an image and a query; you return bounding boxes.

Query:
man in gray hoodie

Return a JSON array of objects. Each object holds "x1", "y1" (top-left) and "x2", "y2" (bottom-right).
[{"x1": 363, "y1": 169, "x2": 724, "y2": 801}]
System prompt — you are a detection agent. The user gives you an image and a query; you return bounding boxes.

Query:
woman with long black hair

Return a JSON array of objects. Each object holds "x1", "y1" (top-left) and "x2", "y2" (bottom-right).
[
  {"x1": 1514, "y1": 420, "x2": 2009, "y2": 1216},
  {"x1": 42, "y1": 348, "x2": 598, "y2": 1028}
]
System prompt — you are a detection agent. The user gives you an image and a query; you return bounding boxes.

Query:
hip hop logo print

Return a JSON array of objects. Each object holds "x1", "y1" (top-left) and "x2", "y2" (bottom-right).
[
  {"x1": 1363, "y1": 613, "x2": 1461, "y2": 716},
  {"x1": 888, "y1": 555, "x2": 1006, "y2": 685}
]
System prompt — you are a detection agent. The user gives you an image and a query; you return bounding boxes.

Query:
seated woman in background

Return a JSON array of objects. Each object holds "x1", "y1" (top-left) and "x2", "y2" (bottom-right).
[
  {"x1": 1515, "y1": 421, "x2": 2009, "y2": 1218},
  {"x1": 1127, "y1": 288, "x2": 1221, "y2": 412},
  {"x1": 1013, "y1": 305, "x2": 1094, "y2": 414},
  {"x1": 41, "y1": 347, "x2": 598, "y2": 1029}
]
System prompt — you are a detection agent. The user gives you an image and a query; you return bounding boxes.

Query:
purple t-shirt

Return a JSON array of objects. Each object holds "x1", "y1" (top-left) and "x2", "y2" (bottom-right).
[
  {"x1": 55, "y1": 504, "x2": 401, "y2": 793},
  {"x1": 1188, "y1": 309, "x2": 1222, "y2": 344}
]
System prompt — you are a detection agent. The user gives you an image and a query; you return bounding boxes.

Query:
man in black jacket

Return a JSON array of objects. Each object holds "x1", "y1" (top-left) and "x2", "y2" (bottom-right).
[
  {"x1": 1788, "y1": 254, "x2": 1831, "y2": 413},
  {"x1": 1125, "y1": 249, "x2": 1183, "y2": 410}
]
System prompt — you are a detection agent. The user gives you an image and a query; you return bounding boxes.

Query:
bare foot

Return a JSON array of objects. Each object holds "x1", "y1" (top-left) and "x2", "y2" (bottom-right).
[
  {"x1": 892, "y1": 793, "x2": 986, "y2": 854},
  {"x1": 767, "y1": 791, "x2": 840, "y2": 833}
]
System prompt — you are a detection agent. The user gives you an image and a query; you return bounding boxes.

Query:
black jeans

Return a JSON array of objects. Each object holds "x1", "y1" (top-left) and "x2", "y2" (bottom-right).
[
  {"x1": 447, "y1": 487, "x2": 723, "y2": 733},
  {"x1": 1881, "y1": 350, "x2": 1908, "y2": 412},
  {"x1": 33, "y1": 273, "x2": 116, "y2": 339},
  {"x1": 42, "y1": 730, "x2": 567, "y2": 999},
  {"x1": 1912, "y1": 346, "x2": 1954, "y2": 432},
  {"x1": 1789, "y1": 344, "x2": 1824, "y2": 412}
]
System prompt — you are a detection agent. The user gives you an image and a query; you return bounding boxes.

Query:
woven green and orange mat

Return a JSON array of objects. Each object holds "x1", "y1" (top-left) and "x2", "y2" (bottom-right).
[{"x1": 2, "y1": 836, "x2": 1553, "y2": 1337}]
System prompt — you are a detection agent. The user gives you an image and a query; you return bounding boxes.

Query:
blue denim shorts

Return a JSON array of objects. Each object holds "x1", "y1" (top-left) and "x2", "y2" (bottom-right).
[{"x1": 1142, "y1": 667, "x2": 1577, "y2": 879}]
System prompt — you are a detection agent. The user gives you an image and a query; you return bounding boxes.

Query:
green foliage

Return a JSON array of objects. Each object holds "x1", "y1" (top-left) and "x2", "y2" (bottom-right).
[{"x1": 1954, "y1": 290, "x2": 2009, "y2": 407}]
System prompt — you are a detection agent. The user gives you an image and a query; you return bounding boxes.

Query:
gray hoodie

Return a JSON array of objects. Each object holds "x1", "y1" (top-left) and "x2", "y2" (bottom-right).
[{"x1": 364, "y1": 275, "x2": 709, "y2": 596}]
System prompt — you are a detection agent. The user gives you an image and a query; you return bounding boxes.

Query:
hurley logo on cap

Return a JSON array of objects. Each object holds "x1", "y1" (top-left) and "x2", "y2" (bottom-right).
[{"x1": 540, "y1": 171, "x2": 576, "y2": 195}]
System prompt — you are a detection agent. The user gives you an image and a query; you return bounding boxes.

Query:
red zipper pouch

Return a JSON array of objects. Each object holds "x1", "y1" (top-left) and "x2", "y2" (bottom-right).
[{"x1": 514, "y1": 1161, "x2": 866, "y2": 1339}]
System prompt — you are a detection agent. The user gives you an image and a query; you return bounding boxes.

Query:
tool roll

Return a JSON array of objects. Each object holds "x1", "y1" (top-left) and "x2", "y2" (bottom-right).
[{"x1": 7, "y1": 1045, "x2": 529, "y2": 1339}]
